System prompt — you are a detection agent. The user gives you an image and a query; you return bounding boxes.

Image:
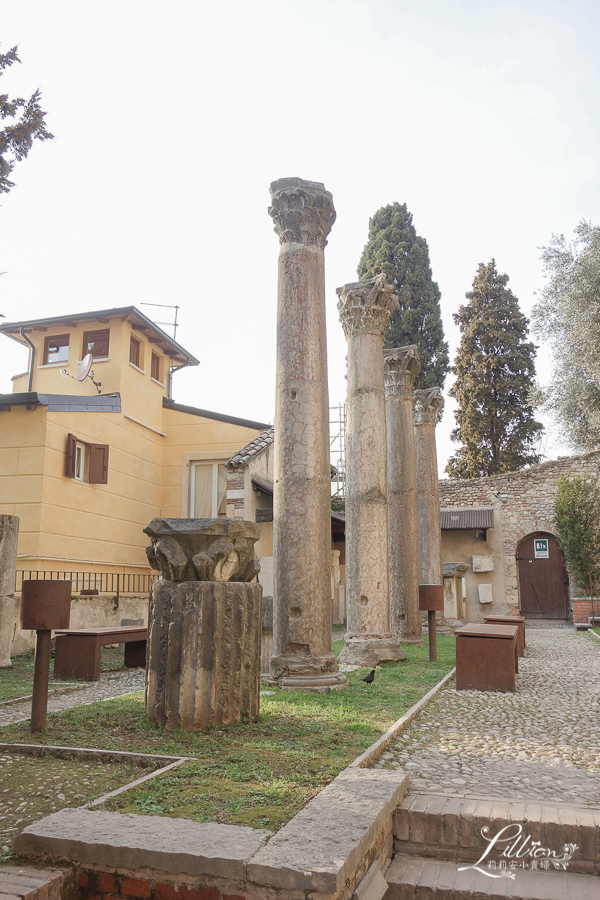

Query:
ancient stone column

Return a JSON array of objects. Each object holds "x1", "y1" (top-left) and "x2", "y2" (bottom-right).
[
  {"x1": 144, "y1": 518, "x2": 263, "y2": 732},
  {"x1": 0, "y1": 515, "x2": 19, "y2": 669},
  {"x1": 268, "y1": 177, "x2": 347, "y2": 691},
  {"x1": 337, "y1": 276, "x2": 406, "y2": 667},
  {"x1": 413, "y1": 388, "x2": 445, "y2": 586},
  {"x1": 384, "y1": 346, "x2": 423, "y2": 644}
]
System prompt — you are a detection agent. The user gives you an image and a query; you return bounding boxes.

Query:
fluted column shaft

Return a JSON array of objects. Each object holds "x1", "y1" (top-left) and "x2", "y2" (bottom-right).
[
  {"x1": 268, "y1": 177, "x2": 347, "y2": 691},
  {"x1": 338, "y1": 276, "x2": 405, "y2": 667},
  {"x1": 384, "y1": 347, "x2": 423, "y2": 644},
  {"x1": 0, "y1": 515, "x2": 19, "y2": 669},
  {"x1": 414, "y1": 388, "x2": 445, "y2": 586}
]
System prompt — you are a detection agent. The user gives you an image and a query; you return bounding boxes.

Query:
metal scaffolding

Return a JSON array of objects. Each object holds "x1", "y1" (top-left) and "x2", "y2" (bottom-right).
[{"x1": 330, "y1": 402, "x2": 346, "y2": 499}]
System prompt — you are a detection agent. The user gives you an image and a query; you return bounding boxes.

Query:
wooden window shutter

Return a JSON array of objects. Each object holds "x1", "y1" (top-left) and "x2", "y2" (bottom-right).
[
  {"x1": 65, "y1": 433, "x2": 76, "y2": 478},
  {"x1": 89, "y1": 444, "x2": 109, "y2": 484}
]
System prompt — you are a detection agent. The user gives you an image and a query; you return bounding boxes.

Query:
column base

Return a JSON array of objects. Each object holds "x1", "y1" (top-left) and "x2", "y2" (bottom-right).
[
  {"x1": 280, "y1": 672, "x2": 348, "y2": 692},
  {"x1": 339, "y1": 633, "x2": 408, "y2": 667},
  {"x1": 270, "y1": 652, "x2": 348, "y2": 691}
]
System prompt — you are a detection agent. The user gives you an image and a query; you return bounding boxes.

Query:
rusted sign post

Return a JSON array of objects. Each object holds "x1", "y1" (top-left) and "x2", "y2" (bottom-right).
[
  {"x1": 419, "y1": 584, "x2": 444, "y2": 662},
  {"x1": 20, "y1": 580, "x2": 71, "y2": 732}
]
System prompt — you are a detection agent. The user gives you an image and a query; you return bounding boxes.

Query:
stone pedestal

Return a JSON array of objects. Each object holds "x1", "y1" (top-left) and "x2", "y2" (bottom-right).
[
  {"x1": 337, "y1": 276, "x2": 406, "y2": 667},
  {"x1": 384, "y1": 347, "x2": 423, "y2": 645},
  {"x1": 414, "y1": 388, "x2": 445, "y2": 586},
  {"x1": 146, "y1": 580, "x2": 261, "y2": 732},
  {"x1": 0, "y1": 515, "x2": 19, "y2": 668},
  {"x1": 144, "y1": 518, "x2": 263, "y2": 731},
  {"x1": 268, "y1": 177, "x2": 347, "y2": 692}
]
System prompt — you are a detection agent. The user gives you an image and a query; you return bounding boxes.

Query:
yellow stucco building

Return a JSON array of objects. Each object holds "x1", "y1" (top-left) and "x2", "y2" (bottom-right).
[{"x1": 0, "y1": 307, "x2": 270, "y2": 595}]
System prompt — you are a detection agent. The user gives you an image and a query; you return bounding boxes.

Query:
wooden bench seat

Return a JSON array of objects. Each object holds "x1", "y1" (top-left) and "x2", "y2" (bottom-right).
[
  {"x1": 54, "y1": 626, "x2": 147, "y2": 682},
  {"x1": 455, "y1": 623, "x2": 519, "y2": 692}
]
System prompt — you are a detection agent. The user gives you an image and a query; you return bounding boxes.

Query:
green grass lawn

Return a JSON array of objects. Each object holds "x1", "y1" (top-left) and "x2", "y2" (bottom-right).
[
  {"x1": 0, "y1": 636, "x2": 455, "y2": 831},
  {"x1": 0, "y1": 648, "x2": 130, "y2": 703}
]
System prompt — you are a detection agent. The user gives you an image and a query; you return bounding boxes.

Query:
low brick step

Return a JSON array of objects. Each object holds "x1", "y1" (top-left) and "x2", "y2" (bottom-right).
[
  {"x1": 0, "y1": 865, "x2": 75, "y2": 900},
  {"x1": 385, "y1": 853, "x2": 599, "y2": 899},
  {"x1": 394, "y1": 793, "x2": 600, "y2": 876}
]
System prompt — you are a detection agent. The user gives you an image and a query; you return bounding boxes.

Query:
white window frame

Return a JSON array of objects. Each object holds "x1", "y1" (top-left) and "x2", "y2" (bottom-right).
[
  {"x1": 189, "y1": 460, "x2": 228, "y2": 518},
  {"x1": 74, "y1": 441, "x2": 86, "y2": 482}
]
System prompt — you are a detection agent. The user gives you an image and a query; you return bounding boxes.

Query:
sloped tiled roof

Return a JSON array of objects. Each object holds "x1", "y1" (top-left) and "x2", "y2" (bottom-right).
[{"x1": 227, "y1": 428, "x2": 274, "y2": 468}]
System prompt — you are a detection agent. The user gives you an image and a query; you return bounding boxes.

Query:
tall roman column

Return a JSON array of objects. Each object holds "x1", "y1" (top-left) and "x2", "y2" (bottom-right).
[
  {"x1": 413, "y1": 387, "x2": 445, "y2": 586},
  {"x1": 384, "y1": 346, "x2": 423, "y2": 644},
  {"x1": 268, "y1": 177, "x2": 347, "y2": 691},
  {"x1": 338, "y1": 275, "x2": 406, "y2": 667}
]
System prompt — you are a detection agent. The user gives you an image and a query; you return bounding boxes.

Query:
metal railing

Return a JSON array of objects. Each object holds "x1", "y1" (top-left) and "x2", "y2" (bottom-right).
[{"x1": 16, "y1": 570, "x2": 158, "y2": 599}]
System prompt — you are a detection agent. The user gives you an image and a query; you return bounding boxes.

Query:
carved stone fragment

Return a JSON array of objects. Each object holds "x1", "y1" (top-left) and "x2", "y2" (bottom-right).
[{"x1": 144, "y1": 518, "x2": 260, "y2": 583}]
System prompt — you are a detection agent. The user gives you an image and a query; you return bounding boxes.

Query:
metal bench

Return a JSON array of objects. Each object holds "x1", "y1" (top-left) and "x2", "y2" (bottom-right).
[
  {"x1": 455, "y1": 623, "x2": 519, "y2": 692},
  {"x1": 53, "y1": 626, "x2": 147, "y2": 682},
  {"x1": 483, "y1": 614, "x2": 526, "y2": 657}
]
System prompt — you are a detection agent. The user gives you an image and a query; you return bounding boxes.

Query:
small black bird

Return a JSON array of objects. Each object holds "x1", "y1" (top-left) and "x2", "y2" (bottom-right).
[{"x1": 362, "y1": 668, "x2": 376, "y2": 687}]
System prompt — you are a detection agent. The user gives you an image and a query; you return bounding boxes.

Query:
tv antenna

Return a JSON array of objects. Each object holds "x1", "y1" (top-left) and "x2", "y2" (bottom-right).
[
  {"x1": 140, "y1": 303, "x2": 179, "y2": 340},
  {"x1": 60, "y1": 353, "x2": 102, "y2": 394}
]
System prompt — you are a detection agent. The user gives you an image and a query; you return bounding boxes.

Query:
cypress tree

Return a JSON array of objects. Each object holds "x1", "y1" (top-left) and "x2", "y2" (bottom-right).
[
  {"x1": 446, "y1": 260, "x2": 543, "y2": 479},
  {"x1": 357, "y1": 202, "x2": 449, "y2": 390}
]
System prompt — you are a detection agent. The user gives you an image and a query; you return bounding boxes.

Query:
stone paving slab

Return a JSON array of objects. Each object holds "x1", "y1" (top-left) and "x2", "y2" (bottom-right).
[
  {"x1": 14, "y1": 809, "x2": 271, "y2": 880},
  {"x1": 375, "y1": 629, "x2": 600, "y2": 806},
  {"x1": 247, "y1": 767, "x2": 409, "y2": 893},
  {"x1": 0, "y1": 671, "x2": 145, "y2": 727}
]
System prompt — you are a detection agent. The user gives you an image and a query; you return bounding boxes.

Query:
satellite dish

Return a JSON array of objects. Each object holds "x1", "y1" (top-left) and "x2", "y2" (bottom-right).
[{"x1": 77, "y1": 353, "x2": 93, "y2": 382}]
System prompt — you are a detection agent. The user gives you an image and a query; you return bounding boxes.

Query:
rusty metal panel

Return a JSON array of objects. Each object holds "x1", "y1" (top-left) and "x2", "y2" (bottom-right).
[
  {"x1": 419, "y1": 584, "x2": 444, "y2": 611},
  {"x1": 19, "y1": 580, "x2": 71, "y2": 631}
]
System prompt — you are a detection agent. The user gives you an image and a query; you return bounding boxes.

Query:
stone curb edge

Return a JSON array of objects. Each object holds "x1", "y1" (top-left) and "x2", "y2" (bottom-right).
[
  {"x1": 588, "y1": 629, "x2": 600, "y2": 641},
  {"x1": 349, "y1": 666, "x2": 456, "y2": 769},
  {"x1": 0, "y1": 742, "x2": 190, "y2": 769}
]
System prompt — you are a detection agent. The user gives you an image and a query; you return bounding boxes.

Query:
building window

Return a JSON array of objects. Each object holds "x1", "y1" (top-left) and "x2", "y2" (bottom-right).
[
  {"x1": 82, "y1": 329, "x2": 110, "y2": 360},
  {"x1": 66, "y1": 433, "x2": 109, "y2": 484},
  {"x1": 43, "y1": 334, "x2": 69, "y2": 365},
  {"x1": 190, "y1": 462, "x2": 227, "y2": 518},
  {"x1": 129, "y1": 336, "x2": 140, "y2": 367},
  {"x1": 151, "y1": 352, "x2": 161, "y2": 382},
  {"x1": 74, "y1": 441, "x2": 86, "y2": 481}
]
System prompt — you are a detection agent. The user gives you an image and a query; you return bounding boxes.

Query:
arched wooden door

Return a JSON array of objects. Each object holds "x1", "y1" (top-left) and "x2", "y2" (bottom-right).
[{"x1": 517, "y1": 533, "x2": 569, "y2": 618}]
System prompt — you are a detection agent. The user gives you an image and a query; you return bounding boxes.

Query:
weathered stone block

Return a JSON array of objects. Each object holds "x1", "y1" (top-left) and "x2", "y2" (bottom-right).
[
  {"x1": 0, "y1": 514, "x2": 19, "y2": 668},
  {"x1": 146, "y1": 580, "x2": 262, "y2": 732},
  {"x1": 472, "y1": 555, "x2": 495, "y2": 573},
  {"x1": 478, "y1": 584, "x2": 493, "y2": 604}
]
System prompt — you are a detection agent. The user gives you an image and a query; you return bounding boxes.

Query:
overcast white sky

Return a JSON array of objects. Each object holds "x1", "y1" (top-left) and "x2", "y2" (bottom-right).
[{"x1": 1, "y1": 0, "x2": 599, "y2": 475}]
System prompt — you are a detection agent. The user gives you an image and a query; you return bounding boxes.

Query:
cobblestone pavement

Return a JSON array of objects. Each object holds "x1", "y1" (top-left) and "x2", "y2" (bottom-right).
[
  {"x1": 0, "y1": 669, "x2": 145, "y2": 728},
  {"x1": 375, "y1": 629, "x2": 600, "y2": 807}
]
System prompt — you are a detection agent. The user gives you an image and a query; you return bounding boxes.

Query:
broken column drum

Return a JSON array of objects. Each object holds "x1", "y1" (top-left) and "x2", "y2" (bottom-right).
[
  {"x1": 144, "y1": 518, "x2": 262, "y2": 732},
  {"x1": 268, "y1": 177, "x2": 347, "y2": 691},
  {"x1": 384, "y1": 346, "x2": 423, "y2": 645},
  {"x1": 0, "y1": 515, "x2": 19, "y2": 669},
  {"x1": 337, "y1": 275, "x2": 406, "y2": 667}
]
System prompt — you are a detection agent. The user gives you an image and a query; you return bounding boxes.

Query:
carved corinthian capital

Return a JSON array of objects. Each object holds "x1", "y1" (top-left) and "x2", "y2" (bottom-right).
[
  {"x1": 384, "y1": 346, "x2": 422, "y2": 400},
  {"x1": 337, "y1": 274, "x2": 399, "y2": 340},
  {"x1": 413, "y1": 387, "x2": 445, "y2": 425},
  {"x1": 269, "y1": 177, "x2": 336, "y2": 248}
]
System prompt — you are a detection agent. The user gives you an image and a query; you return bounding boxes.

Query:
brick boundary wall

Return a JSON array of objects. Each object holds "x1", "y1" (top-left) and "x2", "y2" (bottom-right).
[
  {"x1": 572, "y1": 598, "x2": 600, "y2": 624},
  {"x1": 439, "y1": 451, "x2": 600, "y2": 611}
]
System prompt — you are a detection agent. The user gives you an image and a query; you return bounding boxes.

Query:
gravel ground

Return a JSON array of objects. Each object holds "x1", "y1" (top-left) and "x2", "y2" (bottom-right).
[
  {"x1": 0, "y1": 753, "x2": 143, "y2": 857},
  {"x1": 375, "y1": 628, "x2": 600, "y2": 806},
  {"x1": 0, "y1": 669, "x2": 145, "y2": 728}
]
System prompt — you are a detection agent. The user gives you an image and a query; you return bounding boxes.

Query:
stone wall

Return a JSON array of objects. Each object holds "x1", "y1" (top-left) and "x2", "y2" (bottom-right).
[
  {"x1": 439, "y1": 451, "x2": 600, "y2": 618},
  {"x1": 10, "y1": 594, "x2": 149, "y2": 655}
]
